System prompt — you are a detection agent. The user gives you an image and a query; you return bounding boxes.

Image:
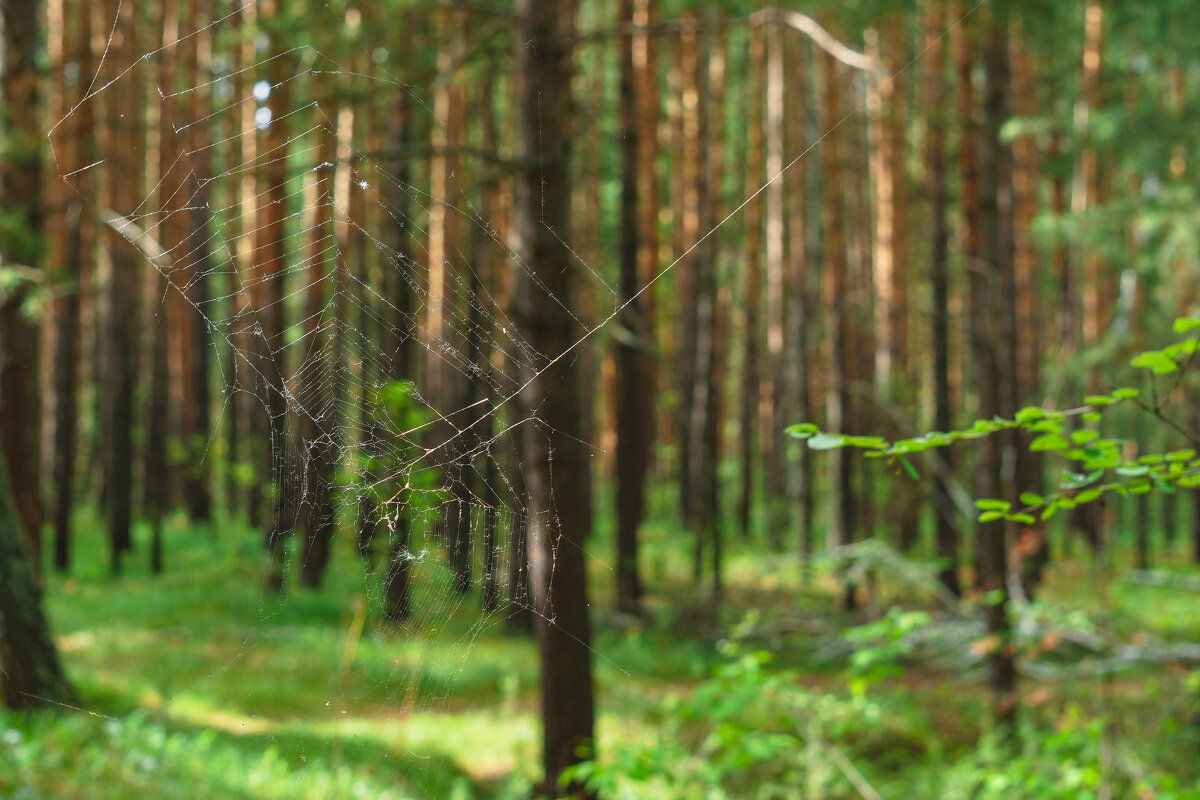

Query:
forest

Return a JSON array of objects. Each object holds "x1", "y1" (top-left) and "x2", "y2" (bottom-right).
[{"x1": 2, "y1": 0, "x2": 1200, "y2": 797}]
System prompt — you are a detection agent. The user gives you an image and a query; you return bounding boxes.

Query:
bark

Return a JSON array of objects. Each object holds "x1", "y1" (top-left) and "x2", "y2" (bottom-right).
[
  {"x1": 50, "y1": 0, "x2": 94, "y2": 572},
  {"x1": 818, "y1": 51, "x2": 855, "y2": 610},
  {"x1": 104, "y1": 0, "x2": 142, "y2": 574},
  {"x1": 977, "y1": 5, "x2": 1018, "y2": 726},
  {"x1": 298, "y1": 115, "x2": 339, "y2": 590},
  {"x1": 763, "y1": 14, "x2": 788, "y2": 551},
  {"x1": 614, "y1": 0, "x2": 644, "y2": 613},
  {"x1": 182, "y1": 0, "x2": 214, "y2": 522},
  {"x1": 738, "y1": 22, "x2": 764, "y2": 541},
  {"x1": 675, "y1": 21, "x2": 700, "y2": 530},
  {"x1": 0, "y1": 0, "x2": 45, "y2": 571},
  {"x1": 380, "y1": 93, "x2": 419, "y2": 622},
  {"x1": 513, "y1": 1, "x2": 597, "y2": 795},
  {"x1": 785, "y1": 31, "x2": 814, "y2": 571},
  {"x1": 146, "y1": 0, "x2": 181, "y2": 575},
  {"x1": 258, "y1": 11, "x2": 299, "y2": 592},
  {"x1": 925, "y1": 0, "x2": 960, "y2": 596},
  {"x1": 0, "y1": 454, "x2": 75, "y2": 709}
]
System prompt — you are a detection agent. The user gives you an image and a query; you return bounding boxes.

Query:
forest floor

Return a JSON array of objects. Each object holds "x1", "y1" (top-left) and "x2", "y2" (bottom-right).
[{"x1": 3, "y1": 502, "x2": 1200, "y2": 799}]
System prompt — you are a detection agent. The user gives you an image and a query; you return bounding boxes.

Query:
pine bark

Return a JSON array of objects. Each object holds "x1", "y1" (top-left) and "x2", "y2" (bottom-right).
[
  {"x1": 0, "y1": 454, "x2": 75, "y2": 709},
  {"x1": 614, "y1": 0, "x2": 645, "y2": 613},
  {"x1": 513, "y1": 1, "x2": 597, "y2": 795}
]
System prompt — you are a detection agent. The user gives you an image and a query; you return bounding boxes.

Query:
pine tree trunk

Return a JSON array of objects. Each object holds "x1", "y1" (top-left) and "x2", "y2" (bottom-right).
[
  {"x1": 614, "y1": 0, "x2": 645, "y2": 613},
  {"x1": 0, "y1": 455, "x2": 75, "y2": 709},
  {"x1": 513, "y1": 1, "x2": 596, "y2": 795},
  {"x1": 738, "y1": 21, "x2": 764, "y2": 541},
  {"x1": 926, "y1": 0, "x2": 960, "y2": 596}
]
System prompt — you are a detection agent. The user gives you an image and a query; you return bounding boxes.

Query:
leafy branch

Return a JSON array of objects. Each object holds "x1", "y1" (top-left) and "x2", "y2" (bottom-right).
[{"x1": 787, "y1": 317, "x2": 1200, "y2": 528}]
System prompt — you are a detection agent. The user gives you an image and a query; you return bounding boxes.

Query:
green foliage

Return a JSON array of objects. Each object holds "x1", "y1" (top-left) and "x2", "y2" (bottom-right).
[{"x1": 790, "y1": 317, "x2": 1200, "y2": 526}]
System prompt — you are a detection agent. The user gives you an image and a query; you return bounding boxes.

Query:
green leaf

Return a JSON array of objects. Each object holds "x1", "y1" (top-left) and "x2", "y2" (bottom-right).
[
  {"x1": 1019, "y1": 492, "x2": 1044, "y2": 507},
  {"x1": 1015, "y1": 406, "x2": 1046, "y2": 423},
  {"x1": 1071, "y1": 430, "x2": 1100, "y2": 445},
  {"x1": 785, "y1": 423, "x2": 819, "y2": 439},
  {"x1": 979, "y1": 511, "x2": 1006, "y2": 523},
  {"x1": 1009, "y1": 513, "x2": 1036, "y2": 526},
  {"x1": 975, "y1": 498, "x2": 1012, "y2": 512},
  {"x1": 807, "y1": 433, "x2": 846, "y2": 451},
  {"x1": 1173, "y1": 317, "x2": 1200, "y2": 334},
  {"x1": 1111, "y1": 388, "x2": 1139, "y2": 399},
  {"x1": 1115, "y1": 464, "x2": 1149, "y2": 478},
  {"x1": 1030, "y1": 434, "x2": 1070, "y2": 452},
  {"x1": 1083, "y1": 395, "x2": 1113, "y2": 406}
]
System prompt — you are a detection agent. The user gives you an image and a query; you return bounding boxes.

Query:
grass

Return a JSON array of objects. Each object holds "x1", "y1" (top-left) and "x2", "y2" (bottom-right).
[{"x1": 3, "y1": 498, "x2": 1200, "y2": 798}]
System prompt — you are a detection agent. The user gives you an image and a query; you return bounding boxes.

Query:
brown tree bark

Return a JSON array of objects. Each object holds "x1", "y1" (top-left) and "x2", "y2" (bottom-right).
[
  {"x1": 513, "y1": 1, "x2": 596, "y2": 795},
  {"x1": 182, "y1": 0, "x2": 214, "y2": 523},
  {"x1": 0, "y1": 454, "x2": 75, "y2": 709},
  {"x1": 738, "y1": 21, "x2": 764, "y2": 542},
  {"x1": 614, "y1": 0, "x2": 645, "y2": 613},
  {"x1": 381, "y1": 94, "x2": 419, "y2": 623},
  {"x1": 49, "y1": 0, "x2": 94, "y2": 572},
  {"x1": 818, "y1": 50, "x2": 856, "y2": 611},
  {"x1": 103, "y1": 0, "x2": 143, "y2": 574},
  {"x1": 925, "y1": 0, "x2": 960, "y2": 596},
  {"x1": 258, "y1": 0, "x2": 299, "y2": 592},
  {"x1": 976, "y1": 4, "x2": 1018, "y2": 726},
  {"x1": 763, "y1": 13, "x2": 788, "y2": 551},
  {"x1": 0, "y1": 0, "x2": 46, "y2": 571}
]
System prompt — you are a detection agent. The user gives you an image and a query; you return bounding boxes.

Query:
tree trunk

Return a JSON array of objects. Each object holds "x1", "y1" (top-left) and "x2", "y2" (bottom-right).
[
  {"x1": 818, "y1": 50, "x2": 856, "y2": 611},
  {"x1": 738, "y1": 21, "x2": 764, "y2": 542},
  {"x1": 258, "y1": 9, "x2": 299, "y2": 592},
  {"x1": 182, "y1": 0, "x2": 214, "y2": 523},
  {"x1": 763, "y1": 14, "x2": 788, "y2": 552},
  {"x1": 614, "y1": 0, "x2": 645, "y2": 614},
  {"x1": 103, "y1": 0, "x2": 142, "y2": 574},
  {"x1": 513, "y1": 1, "x2": 597, "y2": 795},
  {"x1": 0, "y1": 454, "x2": 75, "y2": 709},
  {"x1": 50, "y1": 0, "x2": 94, "y2": 573},
  {"x1": 926, "y1": 0, "x2": 960, "y2": 596},
  {"x1": 0, "y1": 0, "x2": 45, "y2": 573},
  {"x1": 976, "y1": 4, "x2": 1018, "y2": 726}
]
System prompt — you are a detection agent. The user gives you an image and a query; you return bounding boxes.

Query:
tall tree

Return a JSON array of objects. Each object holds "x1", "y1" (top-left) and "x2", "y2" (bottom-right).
[
  {"x1": 513, "y1": 0, "x2": 596, "y2": 795},
  {"x1": 0, "y1": 0, "x2": 45, "y2": 570},
  {"x1": 738, "y1": 21, "x2": 764, "y2": 541},
  {"x1": 103, "y1": 0, "x2": 142, "y2": 574},
  {"x1": 0, "y1": 453, "x2": 75, "y2": 709},
  {"x1": 976, "y1": 4, "x2": 1018, "y2": 725},
  {"x1": 763, "y1": 12, "x2": 788, "y2": 551},
  {"x1": 818, "y1": 49, "x2": 856, "y2": 611},
  {"x1": 925, "y1": 0, "x2": 960, "y2": 596},
  {"x1": 258, "y1": 0, "x2": 299, "y2": 592},
  {"x1": 49, "y1": 0, "x2": 94, "y2": 572},
  {"x1": 614, "y1": 0, "x2": 645, "y2": 613}
]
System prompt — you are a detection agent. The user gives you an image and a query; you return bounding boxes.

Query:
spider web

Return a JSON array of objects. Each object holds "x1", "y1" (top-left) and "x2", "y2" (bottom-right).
[
  {"x1": 43, "y1": 0, "x2": 984, "y2": 792},
  {"x1": 47, "y1": 1, "x2": 579, "y2": 792}
]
